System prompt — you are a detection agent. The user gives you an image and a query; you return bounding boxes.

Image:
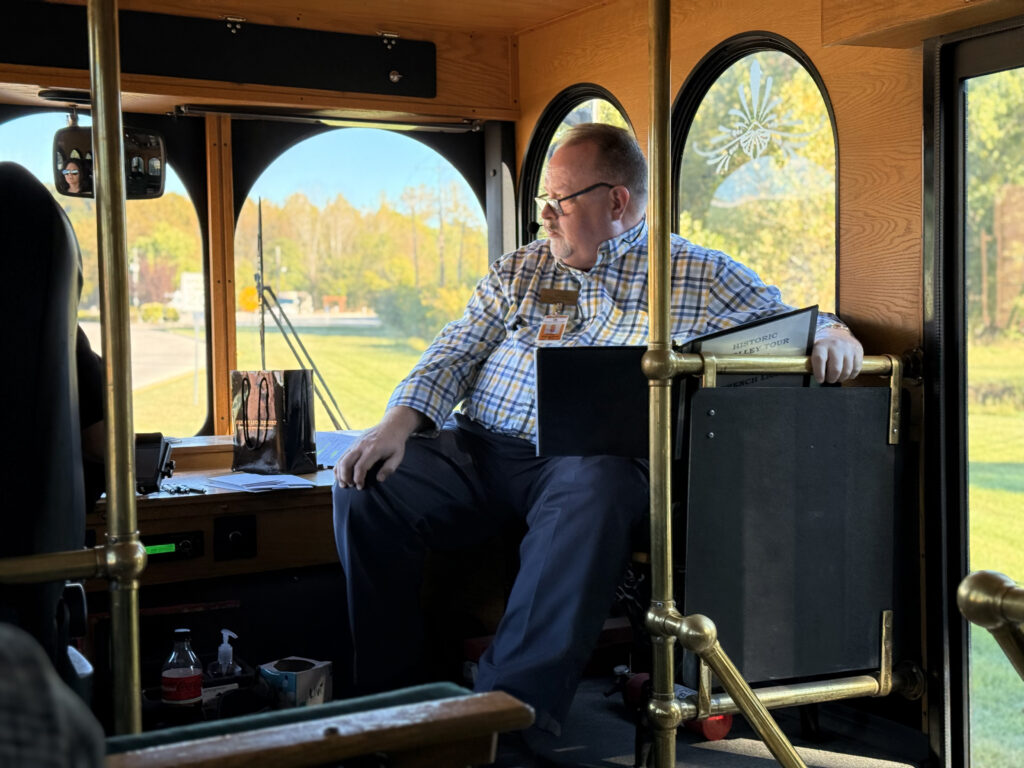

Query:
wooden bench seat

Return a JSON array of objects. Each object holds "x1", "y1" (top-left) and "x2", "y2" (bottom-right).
[{"x1": 106, "y1": 682, "x2": 534, "y2": 768}]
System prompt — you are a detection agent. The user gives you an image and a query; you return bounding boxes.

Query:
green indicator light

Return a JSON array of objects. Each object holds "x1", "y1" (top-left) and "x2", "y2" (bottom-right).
[{"x1": 145, "y1": 543, "x2": 176, "y2": 555}]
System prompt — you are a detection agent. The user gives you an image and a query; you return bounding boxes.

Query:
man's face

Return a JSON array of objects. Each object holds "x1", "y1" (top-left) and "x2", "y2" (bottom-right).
[{"x1": 541, "y1": 141, "x2": 618, "y2": 270}]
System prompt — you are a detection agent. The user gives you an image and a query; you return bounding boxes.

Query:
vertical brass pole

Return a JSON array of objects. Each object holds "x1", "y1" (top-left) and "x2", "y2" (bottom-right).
[
  {"x1": 646, "y1": 0, "x2": 681, "y2": 766},
  {"x1": 87, "y1": 0, "x2": 143, "y2": 734}
]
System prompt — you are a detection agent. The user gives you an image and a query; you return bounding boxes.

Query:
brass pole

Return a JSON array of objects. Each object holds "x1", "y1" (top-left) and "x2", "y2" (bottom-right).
[
  {"x1": 87, "y1": 0, "x2": 145, "y2": 734},
  {"x1": 644, "y1": 1, "x2": 682, "y2": 767}
]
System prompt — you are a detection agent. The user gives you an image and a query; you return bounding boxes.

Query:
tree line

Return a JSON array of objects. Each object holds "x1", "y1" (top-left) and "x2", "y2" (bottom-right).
[
  {"x1": 61, "y1": 181, "x2": 489, "y2": 339},
  {"x1": 235, "y1": 183, "x2": 488, "y2": 338}
]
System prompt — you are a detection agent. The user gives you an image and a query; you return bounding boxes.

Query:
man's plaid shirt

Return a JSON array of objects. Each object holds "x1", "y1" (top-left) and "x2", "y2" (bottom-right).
[{"x1": 388, "y1": 218, "x2": 837, "y2": 443}]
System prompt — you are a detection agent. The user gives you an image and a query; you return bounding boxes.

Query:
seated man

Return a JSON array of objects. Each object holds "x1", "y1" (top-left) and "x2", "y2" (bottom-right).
[{"x1": 332, "y1": 123, "x2": 862, "y2": 737}]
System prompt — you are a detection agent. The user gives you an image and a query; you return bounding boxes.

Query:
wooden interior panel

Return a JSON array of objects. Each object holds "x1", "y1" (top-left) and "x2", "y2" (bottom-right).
[
  {"x1": 515, "y1": 0, "x2": 649, "y2": 165},
  {"x1": 205, "y1": 115, "x2": 238, "y2": 435},
  {"x1": 87, "y1": 469, "x2": 338, "y2": 589},
  {"x1": 826, "y1": 50, "x2": 923, "y2": 353},
  {"x1": 515, "y1": 0, "x2": 925, "y2": 356},
  {"x1": 0, "y1": 29, "x2": 517, "y2": 122},
  {"x1": 822, "y1": 0, "x2": 1024, "y2": 48}
]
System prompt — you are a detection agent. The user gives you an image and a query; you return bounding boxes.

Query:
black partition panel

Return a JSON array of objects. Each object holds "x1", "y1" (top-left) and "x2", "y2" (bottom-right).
[{"x1": 682, "y1": 386, "x2": 898, "y2": 684}]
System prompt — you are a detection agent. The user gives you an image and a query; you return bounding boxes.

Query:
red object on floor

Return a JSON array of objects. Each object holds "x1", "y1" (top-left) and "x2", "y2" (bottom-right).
[{"x1": 684, "y1": 713, "x2": 733, "y2": 741}]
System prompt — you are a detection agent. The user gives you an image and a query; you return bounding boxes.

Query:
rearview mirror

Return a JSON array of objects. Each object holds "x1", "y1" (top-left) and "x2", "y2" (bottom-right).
[{"x1": 53, "y1": 125, "x2": 166, "y2": 200}]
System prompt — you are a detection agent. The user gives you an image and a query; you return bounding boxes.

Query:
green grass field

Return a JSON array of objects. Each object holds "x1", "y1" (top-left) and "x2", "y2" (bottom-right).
[
  {"x1": 132, "y1": 327, "x2": 423, "y2": 436},
  {"x1": 966, "y1": 340, "x2": 1023, "y2": 767},
  {"x1": 132, "y1": 329, "x2": 1023, "y2": 762}
]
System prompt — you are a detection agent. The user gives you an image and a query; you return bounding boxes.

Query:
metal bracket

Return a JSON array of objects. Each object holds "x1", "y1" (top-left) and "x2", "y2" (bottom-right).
[
  {"x1": 379, "y1": 31, "x2": 399, "y2": 50},
  {"x1": 697, "y1": 657, "x2": 713, "y2": 719},
  {"x1": 701, "y1": 354, "x2": 718, "y2": 389},
  {"x1": 877, "y1": 609, "x2": 894, "y2": 696},
  {"x1": 223, "y1": 15, "x2": 245, "y2": 34},
  {"x1": 884, "y1": 354, "x2": 902, "y2": 445}
]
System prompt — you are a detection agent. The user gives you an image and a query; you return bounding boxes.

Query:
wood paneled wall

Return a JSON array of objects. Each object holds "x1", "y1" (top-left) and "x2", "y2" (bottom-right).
[
  {"x1": 0, "y1": 30, "x2": 517, "y2": 123},
  {"x1": 516, "y1": 0, "x2": 923, "y2": 355}
]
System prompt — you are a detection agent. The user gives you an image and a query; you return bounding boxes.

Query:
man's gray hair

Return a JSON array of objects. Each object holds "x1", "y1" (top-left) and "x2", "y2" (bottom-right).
[{"x1": 555, "y1": 123, "x2": 648, "y2": 211}]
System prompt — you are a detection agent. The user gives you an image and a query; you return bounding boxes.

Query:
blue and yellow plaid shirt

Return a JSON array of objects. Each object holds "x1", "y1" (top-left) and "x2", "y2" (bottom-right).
[{"x1": 388, "y1": 218, "x2": 835, "y2": 443}]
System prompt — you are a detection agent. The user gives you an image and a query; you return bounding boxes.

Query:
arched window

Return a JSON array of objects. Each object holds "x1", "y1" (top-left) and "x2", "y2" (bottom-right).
[
  {"x1": 520, "y1": 85, "x2": 632, "y2": 243},
  {"x1": 674, "y1": 37, "x2": 837, "y2": 312},
  {"x1": 233, "y1": 128, "x2": 488, "y2": 431},
  {"x1": 0, "y1": 111, "x2": 207, "y2": 437}
]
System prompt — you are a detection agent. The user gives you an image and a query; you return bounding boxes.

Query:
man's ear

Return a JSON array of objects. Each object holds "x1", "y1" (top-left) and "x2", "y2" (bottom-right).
[{"x1": 610, "y1": 185, "x2": 631, "y2": 221}]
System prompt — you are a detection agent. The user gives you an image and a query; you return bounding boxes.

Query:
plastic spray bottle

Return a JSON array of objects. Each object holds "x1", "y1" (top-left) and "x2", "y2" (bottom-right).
[{"x1": 209, "y1": 628, "x2": 241, "y2": 677}]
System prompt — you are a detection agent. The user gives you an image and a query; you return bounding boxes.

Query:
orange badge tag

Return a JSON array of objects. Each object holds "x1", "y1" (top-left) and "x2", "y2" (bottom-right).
[{"x1": 537, "y1": 314, "x2": 569, "y2": 342}]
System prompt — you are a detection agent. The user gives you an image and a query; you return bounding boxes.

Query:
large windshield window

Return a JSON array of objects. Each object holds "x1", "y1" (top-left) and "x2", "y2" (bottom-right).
[
  {"x1": 233, "y1": 128, "x2": 487, "y2": 431},
  {"x1": 0, "y1": 112, "x2": 207, "y2": 437}
]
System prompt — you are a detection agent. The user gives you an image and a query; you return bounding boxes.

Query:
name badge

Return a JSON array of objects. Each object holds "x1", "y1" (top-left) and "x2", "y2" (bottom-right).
[
  {"x1": 537, "y1": 314, "x2": 569, "y2": 342},
  {"x1": 538, "y1": 288, "x2": 579, "y2": 305}
]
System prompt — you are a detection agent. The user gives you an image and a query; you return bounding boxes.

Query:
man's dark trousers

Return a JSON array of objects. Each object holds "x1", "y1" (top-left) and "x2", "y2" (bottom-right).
[{"x1": 332, "y1": 414, "x2": 648, "y2": 734}]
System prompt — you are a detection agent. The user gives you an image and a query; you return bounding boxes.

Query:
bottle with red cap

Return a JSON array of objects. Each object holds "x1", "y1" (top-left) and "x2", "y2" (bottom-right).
[{"x1": 161, "y1": 628, "x2": 203, "y2": 713}]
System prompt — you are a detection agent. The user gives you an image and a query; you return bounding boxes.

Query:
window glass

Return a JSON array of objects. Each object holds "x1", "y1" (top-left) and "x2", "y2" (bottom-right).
[
  {"x1": 963, "y1": 64, "x2": 1024, "y2": 768},
  {"x1": 0, "y1": 112, "x2": 207, "y2": 437},
  {"x1": 678, "y1": 51, "x2": 836, "y2": 311},
  {"x1": 233, "y1": 128, "x2": 488, "y2": 431},
  {"x1": 533, "y1": 98, "x2": 631, "y2": 238}
]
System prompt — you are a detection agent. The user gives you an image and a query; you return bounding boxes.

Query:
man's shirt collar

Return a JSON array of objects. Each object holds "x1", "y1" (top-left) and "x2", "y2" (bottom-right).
[{"x1": 594, "y1": 217, "x2": 647, "y2": 268}]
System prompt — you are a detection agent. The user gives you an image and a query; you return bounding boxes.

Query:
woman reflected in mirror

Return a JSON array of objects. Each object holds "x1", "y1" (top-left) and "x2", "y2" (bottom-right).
[
  {"x1": 62, "y1": 159, "x2": 83, "y2": 193},
  {"x1": 60, "y1": 158, "x2": 92, "y2": 195}
]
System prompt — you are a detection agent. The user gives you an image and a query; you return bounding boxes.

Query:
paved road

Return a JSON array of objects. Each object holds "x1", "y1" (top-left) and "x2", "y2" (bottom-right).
[{"x1": 80, "y1": 321, "x2": 204, "y2": 388}]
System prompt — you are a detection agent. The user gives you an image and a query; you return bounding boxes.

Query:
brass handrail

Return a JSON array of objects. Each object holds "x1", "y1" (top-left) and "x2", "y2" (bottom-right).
[
  {"x1": 679, "y1": 675, "x2": 886, "y2": 720},
  {"x1": 958, "y1": 571, "x2": 1024, "y2": 681},
  {"x1": 0, "y1": 543, "x2": 143, "y2": 585}
]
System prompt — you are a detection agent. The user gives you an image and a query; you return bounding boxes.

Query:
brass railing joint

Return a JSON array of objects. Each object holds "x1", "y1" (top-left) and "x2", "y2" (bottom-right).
[
  {"x1": 104, "y1": 533, "x2": 148, "y2": 584},
  {"x1": 891, "y1": 662, "x2": 926, "y2": 700},
  {"x1": 646, "y1": 693, "x2": 684, "y2": 731},
  {"x1": 641, "y1": 346, "x2": 674, "y2": 382},
  {"x1": 958, "y1": 570, "x2": 1024, "y2": 682}
]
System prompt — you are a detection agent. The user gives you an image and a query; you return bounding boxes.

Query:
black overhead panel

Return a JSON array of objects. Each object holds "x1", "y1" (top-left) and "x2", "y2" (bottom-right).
[{"x1": 3, "y1": 5, "x2": 436, "y2": 99}]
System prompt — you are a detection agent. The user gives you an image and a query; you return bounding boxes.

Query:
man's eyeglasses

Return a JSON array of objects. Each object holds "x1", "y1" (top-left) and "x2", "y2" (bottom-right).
[
  {"x1": 62, "y1": 169, "x2": 80, "y2": 176},
  {"x1": 535, "y1": 182, "x2": 614, "y2": 217}
]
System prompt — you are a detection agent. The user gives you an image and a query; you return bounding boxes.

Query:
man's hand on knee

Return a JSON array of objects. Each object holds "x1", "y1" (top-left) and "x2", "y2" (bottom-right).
[{"x1": 335, "y1": 406, "x2": 426, "y2": 490}]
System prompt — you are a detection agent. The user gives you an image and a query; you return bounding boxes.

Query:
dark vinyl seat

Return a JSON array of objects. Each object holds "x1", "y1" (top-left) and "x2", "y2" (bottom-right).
[{"x1": 0, "y1": 161, "x2": 87, "y2": 689}]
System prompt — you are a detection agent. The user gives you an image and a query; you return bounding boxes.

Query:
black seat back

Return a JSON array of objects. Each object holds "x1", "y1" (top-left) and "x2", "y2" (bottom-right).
[
  {"x1": 681, "y1": 385, "x2": 901, "y2": 684},
  {"x1": 0, "y1": 161, "x2": 86, "y2": 684}
]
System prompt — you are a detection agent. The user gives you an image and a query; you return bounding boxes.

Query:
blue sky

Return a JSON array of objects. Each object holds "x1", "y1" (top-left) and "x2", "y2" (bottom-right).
[
  {"x1": 0, "y1": 113, "x2": 483, "y2": 220},
  {"x1": 246, "y1": 127, "x2": 480, "y2": 214}
]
